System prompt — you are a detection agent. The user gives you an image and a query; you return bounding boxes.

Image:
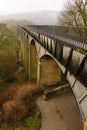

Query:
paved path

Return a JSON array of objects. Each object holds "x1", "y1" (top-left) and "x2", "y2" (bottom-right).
[{"x1": 36, "y1": 92, "x2": 83, "y2": 130}]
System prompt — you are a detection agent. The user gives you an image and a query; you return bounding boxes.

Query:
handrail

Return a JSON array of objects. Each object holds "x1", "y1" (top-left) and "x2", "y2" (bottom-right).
[{"x1": 19, "y1": 25, "x2": 87, "y2": 51}]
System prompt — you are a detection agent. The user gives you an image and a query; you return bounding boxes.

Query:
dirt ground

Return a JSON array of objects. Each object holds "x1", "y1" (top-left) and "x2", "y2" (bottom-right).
[{"x1": 36, "y1": 92, "x2": 83, "y2": 130}]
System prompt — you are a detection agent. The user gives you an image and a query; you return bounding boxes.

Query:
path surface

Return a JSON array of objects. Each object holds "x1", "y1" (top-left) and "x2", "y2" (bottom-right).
[{"x1": 36, "y1": 92, "x2": 83, "y2": 130}]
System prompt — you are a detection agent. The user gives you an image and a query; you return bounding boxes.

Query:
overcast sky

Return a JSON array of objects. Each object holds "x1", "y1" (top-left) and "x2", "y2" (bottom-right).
[{"x1": 0, "y1": 0, "x2": 67, "y2": 15}]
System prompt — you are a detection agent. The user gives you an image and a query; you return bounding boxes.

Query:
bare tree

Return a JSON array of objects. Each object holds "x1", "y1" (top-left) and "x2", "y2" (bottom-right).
[{"x1": 58, "y1": 0, "x2": 87, "y2": 27}]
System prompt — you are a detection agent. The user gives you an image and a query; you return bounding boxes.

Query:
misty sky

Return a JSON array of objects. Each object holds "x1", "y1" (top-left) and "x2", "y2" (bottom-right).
[{"x1": 0, "y1": 0, "x2": 67, "y2": 15}]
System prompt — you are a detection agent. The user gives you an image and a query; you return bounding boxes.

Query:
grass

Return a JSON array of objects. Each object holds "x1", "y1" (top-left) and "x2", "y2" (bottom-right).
[
  {"x1": 25, "y1": 108, "x2": 41, "y2": 130},
  {"x1": 26, "y1": 117, "x2": 40, "y2": 130},
  {"x1": 0, "y1": 106, "x2": 41, "y2": 130}
]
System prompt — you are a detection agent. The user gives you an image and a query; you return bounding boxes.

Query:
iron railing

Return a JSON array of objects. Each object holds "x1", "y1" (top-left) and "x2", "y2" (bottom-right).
[{"x1": 20, "y1": 25, "x2": 87, "y2": 51}]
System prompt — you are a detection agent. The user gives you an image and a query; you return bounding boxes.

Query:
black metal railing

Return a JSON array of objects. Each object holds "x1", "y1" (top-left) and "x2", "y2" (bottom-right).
[{"x1": 20, "y1": 25, "x2": 87, "y2": 51}]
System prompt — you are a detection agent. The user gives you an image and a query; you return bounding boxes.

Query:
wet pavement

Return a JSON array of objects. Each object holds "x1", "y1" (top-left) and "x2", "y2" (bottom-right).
[{"x1": 36, "y1": 92, "x2": 83, "y2": 130}]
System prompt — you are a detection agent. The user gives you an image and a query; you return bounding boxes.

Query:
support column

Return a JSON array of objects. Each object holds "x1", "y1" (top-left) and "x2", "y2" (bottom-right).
[
  {"x1": 21, "y1": 31, "x2": 23, "y2": 52},
  {"x1": 84, "y1": 117, "x2": 87, "y2": 130},
  {"x1": 25, "y1": 38, "x2": 30, "y2": 79},
  {"x1": 24, "y1": 36, "x2": 27, "y2": 72},
  {"x1": 37, "y1": 59, "x2": 40, "y2": 84},
  {"x1": 20, "y1": 31, "x2": 24, "y2": 61},
  {"x1": 28, "y1": 43, "x2": 31, "y2": 81},
  {"x1": 22, "y1": 33, "x2": 25, "y2": 62},
  {"x1": 37, "y1": 44, "x2": 41, "y2": 84}
]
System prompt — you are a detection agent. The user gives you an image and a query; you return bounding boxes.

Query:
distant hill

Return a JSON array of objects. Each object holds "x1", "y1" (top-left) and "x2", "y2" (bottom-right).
[
  {"x1": 0, "y1": 11, "x2": 58, "y2": 25},
  {"x1": 2, "y1": 19, "x2": 34, "y2": 29}
]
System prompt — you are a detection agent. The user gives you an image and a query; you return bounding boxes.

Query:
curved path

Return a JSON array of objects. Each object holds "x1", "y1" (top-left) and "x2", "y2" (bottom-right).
[{"x1": 36, "y1": 92, "x2": 83, "y2": 130}]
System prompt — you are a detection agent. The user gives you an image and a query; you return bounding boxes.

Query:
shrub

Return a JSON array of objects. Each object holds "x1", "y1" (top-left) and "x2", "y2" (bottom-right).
[
  {"x1": 2, "y1": 100, "x2": 28, "y2": 121},
  {"x1": 2, "y1": 83, "x2": 43, "y2": 122}
]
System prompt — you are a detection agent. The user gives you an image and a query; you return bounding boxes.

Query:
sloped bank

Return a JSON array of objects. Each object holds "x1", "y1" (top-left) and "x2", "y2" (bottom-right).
[{"x1": 0, "y1": 83, "x2": 43, "y2": 130}]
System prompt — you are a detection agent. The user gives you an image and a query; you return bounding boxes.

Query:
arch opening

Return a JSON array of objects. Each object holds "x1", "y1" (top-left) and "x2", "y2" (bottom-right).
[{"x1": 40, "y1": 54, "x2": 67, "y2": 86}]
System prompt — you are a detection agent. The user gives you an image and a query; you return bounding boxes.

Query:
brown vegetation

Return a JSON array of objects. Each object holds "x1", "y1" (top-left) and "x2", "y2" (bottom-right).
[
  {"x1": 0, "y1": 83, "x2": 43, "y2": 124},
  {"x1": 0, "y1": 22, "x2": 42, "y2": 129}
]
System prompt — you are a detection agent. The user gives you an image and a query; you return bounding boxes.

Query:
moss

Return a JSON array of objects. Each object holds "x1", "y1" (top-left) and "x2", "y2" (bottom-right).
[
  {"x1": 25, "y1": 116, "x2": 40, "y2": 130},
  {"x1": 14, "y1": 126, "x2": 27, "y2": 130},
  {"x1": 42, "y1": 95, "x2": 47, "y2": 101},
  {"x1": 25, "y1": 108, "x2": 41, "y2": 130}
]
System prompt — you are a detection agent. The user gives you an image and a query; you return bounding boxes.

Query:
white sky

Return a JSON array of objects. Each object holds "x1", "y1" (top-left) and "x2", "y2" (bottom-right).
[{"x1": 0, "y1": 0, "x2": 67, "y2": 15}]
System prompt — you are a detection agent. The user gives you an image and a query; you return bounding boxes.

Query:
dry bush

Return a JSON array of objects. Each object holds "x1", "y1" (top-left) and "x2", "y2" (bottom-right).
[
  {"x1": 2, "y1": 100, "x2": 27, "y2": 121},
  {"x1": 15, "y1": 66, "x2": 28, "y2": 83},
  {"x1": 1, "y1": 83, "x2": 43, "y2": 122},
  {"x1": 0, "y1": 92, "x2": 9, "y2": 105},
  {"x1": 0, "y1": 86, "x2": 21, "y2": 103},
  {"x1": 7, "y1": 86, "x2": 21, "y2": 100},
  {"x1": 15, "y1": 83, "x2": 43, "y2": 100},
  {"x1": 7, "y1": 83, "x2": 43, "y2": 100}
]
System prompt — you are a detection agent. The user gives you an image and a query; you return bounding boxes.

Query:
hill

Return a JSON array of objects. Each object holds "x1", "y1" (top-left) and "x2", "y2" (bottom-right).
[{"x1": 0, "y1": 11, "x2": 58, "y2": 25}]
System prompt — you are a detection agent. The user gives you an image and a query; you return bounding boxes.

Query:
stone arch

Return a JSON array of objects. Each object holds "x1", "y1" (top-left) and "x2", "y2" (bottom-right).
[
  {"x1": 40, "y1": 54, "x2": 63, "y2": 86},
  {"x1": 26, "y1": 34, "x2": 29, "y2": 39},
  {"x1": 30, "y1": 39, "x2": 37, "y2": 82}
]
